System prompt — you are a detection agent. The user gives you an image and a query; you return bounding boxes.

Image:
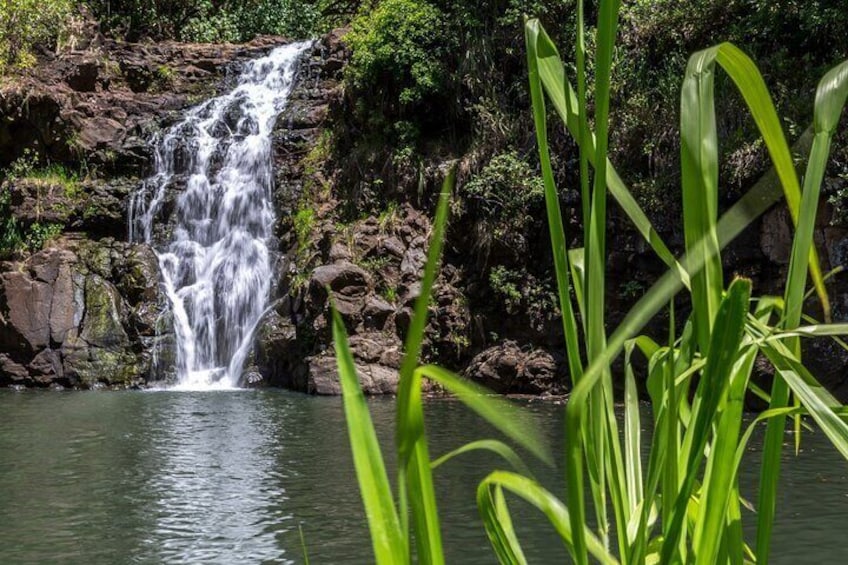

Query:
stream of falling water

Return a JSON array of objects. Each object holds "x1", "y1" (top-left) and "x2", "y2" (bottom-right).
[{"x1": 130, "y1": 42, "x2": 310, "y2": 389}]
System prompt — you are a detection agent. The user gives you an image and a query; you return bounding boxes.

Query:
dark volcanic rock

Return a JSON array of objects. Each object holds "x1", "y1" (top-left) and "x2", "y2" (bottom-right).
[
  {"x1": 464, "y1": 342, "x2": 566, "y2": 395},
  {"x1": 0, "y1": 238, "x2": 164, "y2": 388},
  {"x1": 0, "y1": 35, "x2": 296, "y2": 173}
]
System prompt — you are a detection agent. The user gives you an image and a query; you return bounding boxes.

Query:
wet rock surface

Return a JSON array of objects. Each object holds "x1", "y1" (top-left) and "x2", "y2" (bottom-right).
[{"x1": 0, "y1": 237, "x2": 162, "y2": 387}]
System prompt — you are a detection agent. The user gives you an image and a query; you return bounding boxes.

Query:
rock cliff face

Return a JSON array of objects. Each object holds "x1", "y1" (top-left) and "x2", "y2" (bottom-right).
[{"x1": 2, "y1": 25, "x2": 848, "y2": 398}]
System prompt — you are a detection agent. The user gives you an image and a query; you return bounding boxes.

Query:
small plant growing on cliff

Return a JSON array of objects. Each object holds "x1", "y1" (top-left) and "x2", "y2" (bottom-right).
[
  {"x1": 23, "y1": 221, "x2": 62, "y2": 253},
  {"x1": 7, "y1": 148, "x2": 38, "y2": 179},
  {"x1": 0, "y1": 184, "x2": 23, "y2": 258},
  {"x1": 156, "y1": 65, "x2": 175, "y2": 84},
  {"x1": 488, "y1": 265, "x2": 523, "y2": 314},
  {"x1": 293, "y1": 207, "x2": 316, "y2": 252},
  {"x1": 461, "y1": 151, "x2": 544, "y2": 258}
]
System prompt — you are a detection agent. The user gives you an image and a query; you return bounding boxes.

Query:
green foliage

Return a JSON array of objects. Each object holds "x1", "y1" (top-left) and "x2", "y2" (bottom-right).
[
  {"x1": 336, "y1": 5, "x2": 848, "y2": 565},
  {"x1": 8, "y1": 149, "x2": 81, "y2": 196},
  {"x1": 293, "y1": 207, "x2": 316, "y2": 252},
  {"x1": 0, "y1": 0, "x2": 73, "y2": 70},
  {"x1": 289, "y1": 206, "x2": 318, "y2": 291},
  {"x1": 0, "y1": 151, "x2": 78, "y2": 258},
  {"x1": 488, "y1": 266, "x2": 522, "y2": 312},
  {"x1": 0, "y1": 192, "x2": 63, "y2": 257},
  {"x1": 462, "y1": 152, "x2": 543, "y2": 255},
  {"x1": 84, "y1": 0, "x2": 332, "y2": 42},
  {"x1": 377, "y1": 201, "x2": 400, "y2": 232},
  {"x1": 156, "y1": 64, "x2": 175, "y2": 84},
  {"x1": 488, "y1": 265, "x2": 555, "y2": 328},
  {"x1": 0, "y1": 183, "x2": 22, "y2": 258},
  {"x1": 345, "y1": 0, "x2": 452, "y2": 109},
  {"x1": 614, "y1": 0, "x2": 848, "y2": 212},
  {"x1": 359, "y1": 255, "x2": 391, "y2": 274},
  {"x1": 519, "y1": 13, "x2": 848, "y2": 564},
  {"x1": 23, "y1": 221, "x2": 63, "y2": 252},
  {"x1": 381, "y1": 285, "x2": 398, "y2": 303}
]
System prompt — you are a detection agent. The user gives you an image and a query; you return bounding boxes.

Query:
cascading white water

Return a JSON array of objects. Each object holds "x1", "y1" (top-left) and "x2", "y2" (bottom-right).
[{"x1": 130, "y1": 42, "x2": 311, "y2": 389}]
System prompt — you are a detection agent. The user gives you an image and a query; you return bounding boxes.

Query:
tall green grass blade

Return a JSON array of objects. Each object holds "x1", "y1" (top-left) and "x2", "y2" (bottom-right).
[
  {"x1": 525, "y1": 20, "x2": 584, "y2": 384},
  {"x1": 477, "y1": 481, "x2": 527, "y2": 565},
  {"x1": 478, "y1": 471, "x2": 620, "y2": 565},
  {"x1": 693, "y1": 346, "x2": 756, "y2": 564},
  {"x1": 661, "y1": 278, "x2": 751, "y2": 564},
  {"x1": 713, "y1": 44, "x2": 831, "y2": 317},
  {"x1": 680, "y1": 46, "x2": 724, "y2": 352},
  {"x1": 623, "y1": 357, "x2": 644, "y2": 556},
  {"x1": 575, "y1": 0, "x2": 590, "y2": 245},
  {"x1": 624, "y1": 356, "x2": 643, "y2": 519},
  {"x1": 395, "y1": 170, "x2": 454, "y2": 565},
  {"x1": 416, "y1": 364, "x2": 552, "y2": 466},
  {"x1": 587, "y1": 4, "x2": 629, "y2": 557},
  {"x1": 568, "y1": 248, "x2": 586, "y2": 329},
  {"x1": 757, "y1": 58, "x2": 848, "y2": 564},
  {"x1": 397, "y1": 170, "x2": 454, "y2": 458},
  {"x1": 331, "y1": 307, "x2": 406, "y2": 564},
  {"x1": 525, "y1": 19, "x2": 688, "y2": 287},
  {"x1": 760, "y1": 341, "x2": 848, "y2": 458},
  {"x1": 406, "y1": 442, "x2": 442, "y2": 564},
  {"x1": 431, "y1": 439, "x2": 534, "y2": 478}
]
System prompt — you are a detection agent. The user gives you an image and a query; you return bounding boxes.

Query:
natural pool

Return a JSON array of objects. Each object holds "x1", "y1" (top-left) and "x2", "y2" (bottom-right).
[{"x1": 0, "y1": 390, "x2": 846, "y2": 563}]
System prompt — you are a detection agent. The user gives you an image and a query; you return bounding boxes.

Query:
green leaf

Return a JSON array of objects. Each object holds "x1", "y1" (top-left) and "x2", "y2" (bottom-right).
[
  {"x1": 431, "y1": 439, "x2": 534, "y2": 479},
  {"x1": 758, "y1": 58, "x2": 848, "y2": 564},
  {"x1": 395, "y1": 171, "x2": 455, "y2": 565},
  {"x1": 477, "y1": 471, "x2": 619, "y2": 565},
  {"x1": 331, "y1": 307, "x2": 406, "y2": 564},
  {"x1": 416, "y1": 365, "x2": 552, "y2": 466},
  {"x1": 693, "y1": 346, "x2": 756, "y2": 564},
  {"x1": 661, "y1": 278, "x2": 751, "y2": 564},
  {"x1": 525, "y1": 18, "x2": 688, "y2": 288}
]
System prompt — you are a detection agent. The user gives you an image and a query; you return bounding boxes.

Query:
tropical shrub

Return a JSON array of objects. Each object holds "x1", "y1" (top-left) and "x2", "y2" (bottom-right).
[
  {"x1": 345, "y1": 0, "x2": 453, "y2": 112},
  {"x1": 0, "y1": 0, "x2": 73, "y2": 70}
]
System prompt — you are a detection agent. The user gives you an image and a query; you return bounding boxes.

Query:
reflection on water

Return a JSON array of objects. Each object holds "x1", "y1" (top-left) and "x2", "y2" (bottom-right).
[
  {"x1": 0, "y1": 390, "x2": 845, "y2": 563},
  {"x1": 144, "y1": 393, "x2": 292, "y2": 563}
]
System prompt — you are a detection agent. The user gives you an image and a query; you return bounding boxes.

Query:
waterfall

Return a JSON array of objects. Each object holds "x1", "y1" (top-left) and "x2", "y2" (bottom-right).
[{"x1": 130, "y1": 41, "x2": 311, "y2": 389}]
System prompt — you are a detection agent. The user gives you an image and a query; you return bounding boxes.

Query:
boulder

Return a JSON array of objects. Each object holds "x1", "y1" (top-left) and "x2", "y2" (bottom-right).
[
  {"x1": 307, "y1": 354, "x2": 399, "y2": 395},
  {"x1": 0, "y1": 240, "x2": 162, "y2": 387},
  {"x1": 464, "y1": 341, "x2": 566, "y2": 395}
]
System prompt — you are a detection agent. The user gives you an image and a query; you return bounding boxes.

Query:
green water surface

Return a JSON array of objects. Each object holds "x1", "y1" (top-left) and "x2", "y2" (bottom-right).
[{"x1": 0, "y1": 390, "x2": 845, "y2": 563}]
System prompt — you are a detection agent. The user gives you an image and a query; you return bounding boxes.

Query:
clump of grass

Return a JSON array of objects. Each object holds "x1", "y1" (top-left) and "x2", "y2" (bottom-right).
[{"x1": 334, "y1": 3, "x2": 848, "y2": 564}]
